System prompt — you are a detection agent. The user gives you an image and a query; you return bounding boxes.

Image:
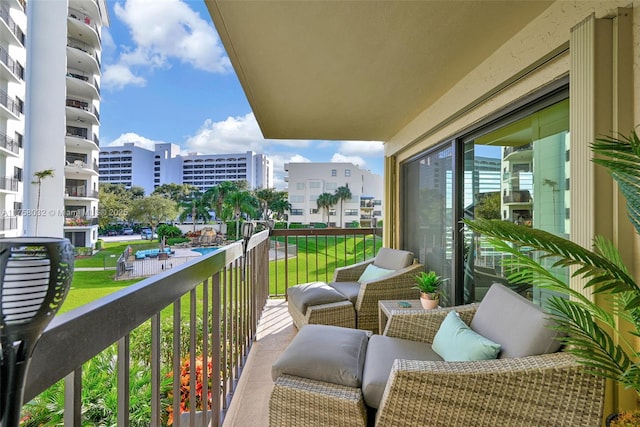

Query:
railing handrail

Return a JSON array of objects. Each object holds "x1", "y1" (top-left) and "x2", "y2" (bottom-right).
[{"x1": 24, "y1": 232, "x2": 268, "y2": 402}]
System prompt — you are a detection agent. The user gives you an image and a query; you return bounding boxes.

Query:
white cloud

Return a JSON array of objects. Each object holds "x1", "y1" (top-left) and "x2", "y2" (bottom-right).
[
  {"x1": 105, "y1": 0, "x2": 231, "y2": 90},
  {"x1": 102, "y1": 64, "x2": 146, "y2": 90},
  {"x1": 338, "y1": 140, "x2": 384, "y2": 156},
  {"x1": 186, "y1": 113, "x2": 310, "y2": 154},
  {"x1": 106, "y1": 132, "x2": 166, "y2": 151},
  {"x1": 331, "y1": 153, "x2": 367, "y2": 168}
]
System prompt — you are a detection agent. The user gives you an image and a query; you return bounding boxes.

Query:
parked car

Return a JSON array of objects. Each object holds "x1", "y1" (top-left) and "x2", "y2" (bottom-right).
[
  {"x1": 141, "y1": 228, "x2": 153, "y2": 240},
  {"x1": 122, "y1": 227, "x2": 134, "y2": 235}
]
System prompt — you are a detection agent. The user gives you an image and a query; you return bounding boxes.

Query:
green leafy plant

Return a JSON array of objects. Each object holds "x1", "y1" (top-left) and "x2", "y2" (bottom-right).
[
  {"x1": 464, "y1": 128, "x2": 640, "y2": 395},
  {"x1": 413, "y1": 271, "x2": 446, "y2": 297}
]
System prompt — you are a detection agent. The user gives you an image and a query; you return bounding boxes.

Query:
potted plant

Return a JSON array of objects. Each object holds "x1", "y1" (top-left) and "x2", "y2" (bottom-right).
[
  {"x1": 414, "y1": 271, "x2": 446, "y2": 309},
  {"x1": 464, "y1": 129, "x2": 640, "y2": 415}
]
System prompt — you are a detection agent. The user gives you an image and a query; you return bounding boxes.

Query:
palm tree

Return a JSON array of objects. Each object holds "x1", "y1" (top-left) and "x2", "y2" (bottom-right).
[
  {"x1": 204, "y1": 181, "x2": 238, "y2": 222},
  {"x1": 225, "y1": 190, "x2": 258, "y2": 239},
  {"x1": 316, "y1": 193, "x2": 336, "y2": 226},
  {"x1": 254, "y1": 187, "x2": 278, "y2": 220},
  {"x1": 179, "y1": 191, "x2": 210, "y2": 233},
  {"x1": 465, "y1": 129, "x2": 640, "y2": 395},
  {"x1": 271, "y1": 198, "x2": 291, "y2": 221},
  {"x1": 32, "y1": 169, "x2": 54, "y2": 235},
  {"x1": 334, "y1": 185, "x2": 352, "y2": 228}
]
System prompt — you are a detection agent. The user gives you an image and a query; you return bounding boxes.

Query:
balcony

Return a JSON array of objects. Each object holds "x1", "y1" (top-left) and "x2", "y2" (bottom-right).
[
  {"x1": 0, "y1": 88, "x2": 21, "y2": 119},
  {"x1": 65, "y1": 185, "x2": 99, "y2": 199},
  {"x1": 20, "y1": 227, "x2": 382, "y2": 426},
  {"x1": 0, "y1": 44, "x2": 23, "y2": 81},
  {"x1": 0, "y1": 215, "x2": 17, "y2": 231},
  {"x1": 0, "y1": 175, "x2": 18, "y2": 192},
  {"x1": 66, "y1": 125, "x2": 99, "y2": 151},
  {"x1": 0, "y1": 4, "x2": 25, "y2": 45},
  {"x1": 0, "y1": 131, "x2": 19, "y2": 156}
]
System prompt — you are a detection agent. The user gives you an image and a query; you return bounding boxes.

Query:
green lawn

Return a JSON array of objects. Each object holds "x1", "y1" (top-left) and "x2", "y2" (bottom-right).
[
  {"x1": 74, "y1": 239, "x2": 162, "y2": 268},
  {"x1": 62, "y1": 271, "x2": 141, "y2": 314},
  {"x1": 64, "y1": 235, "x2": 381, "y2": 313}
]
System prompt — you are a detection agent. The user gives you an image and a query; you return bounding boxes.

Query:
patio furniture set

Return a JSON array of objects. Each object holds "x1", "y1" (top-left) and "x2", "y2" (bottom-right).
[{"x1": 270, "y1": 248, "x2": 606, "y2": 426}]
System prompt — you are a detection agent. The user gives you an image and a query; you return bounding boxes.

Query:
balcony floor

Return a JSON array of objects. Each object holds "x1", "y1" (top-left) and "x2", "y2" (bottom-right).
[{"x1": 222, "y1": 299, "x2": 296, "y2": 427}]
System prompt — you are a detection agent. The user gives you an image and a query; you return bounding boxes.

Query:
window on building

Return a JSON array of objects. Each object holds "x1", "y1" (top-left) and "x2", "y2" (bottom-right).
[
  {"x1": 331, "y1": 169, "x2": 337, "y2": 177},
  {"x1": 290, "y1": 209, "x2": 304, "y2": 216},
  {"x1": 309, "y1": 181, "x2": 321, "y2": 189},
  {"x1": 13, "y1": 202, "x2": 22, "y2": 215},
  {"x1": 290, "y1": 195, "x2": 304, "y2": 203},
  {"x1": 325, "y1": 182, "x2": 337, "y2": 191},
  {"x1": 329, "y1": 209, "x2": 336, "y2": 216},
  {"x1": 402, "y1": 87, "x2": 569, "y2": 307},
  {"x1": 309, "y1": 195, "x2": 318, "y2": 201},
  {"x1": 13, "y1": 167, "x2": 22, "y2": 182},
  {"x1": 296, "y1": 182, "x2": 305, "y2": 190},
  {"x1": 345, "y1": 169, "x2": 351, "y2": 177},
  {"x1": 310, "y1": 208, "x2": 319, "y2": 214},
  {"x1": 344, "y1": 209, "x2": 358, "y2": 216}
]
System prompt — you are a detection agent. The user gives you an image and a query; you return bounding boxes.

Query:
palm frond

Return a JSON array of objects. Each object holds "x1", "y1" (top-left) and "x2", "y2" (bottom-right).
[
  {"x1": 546, "y1": 296, "x2": 638, "y2": 390},
  {"x1": 592, "y1": 130, "x2": 640, "y2": 235},
  {"x1": 463, "y1": 219, "x2": 639, "y2": 306}
]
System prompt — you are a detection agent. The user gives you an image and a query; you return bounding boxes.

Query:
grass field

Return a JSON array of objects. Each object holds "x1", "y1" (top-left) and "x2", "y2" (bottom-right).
[{"x1": 64, "y1": 234, "x2": 382, "y2": 313}]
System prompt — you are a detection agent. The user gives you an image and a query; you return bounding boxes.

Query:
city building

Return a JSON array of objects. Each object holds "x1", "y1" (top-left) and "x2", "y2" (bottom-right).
[
  {"x1": 0, "y1": 0, "x2": 26, "y2": 238},
  {"x1": 19, "y1": 0, "x2": 108, "y2": 249},
  {"x1": 285, "y1": 162, "x2": 383, "y2": 227},
  {"x1": 99, "y1": 142, "x2": 273, "y2": 194}
]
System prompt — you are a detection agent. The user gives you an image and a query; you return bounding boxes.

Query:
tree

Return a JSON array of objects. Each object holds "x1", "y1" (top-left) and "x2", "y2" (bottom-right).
[
  {"x1": 225, "y1": 190, "x2": 258, "y2": 239},
  {"x1": 334, "y1": 186, "x2": 352, "y2": 228},
  {"x1": 254, "y1": 188, "x2": 278, "y2": 220},
  {"x1": 316, "y1": 193, "x2": 337, "y2": 226},
  {"x1": 128, "y1": 195, "x2": 178, "y2": 233},
  {"x1": 204, "y1": 181, "x2": 238, "y2": 221},
  {"x1": 179, "y1": 191, "x2": 211, "y2": 232},
  {"x1": 32, "y1": 169, "x2": 54, "y2": 235},
  {"x1": 152, "y1": 183, "x2": 199, "y2": 204},
  {"x1": 270, "y1": 192, "x2": 291, "y2": 221}
]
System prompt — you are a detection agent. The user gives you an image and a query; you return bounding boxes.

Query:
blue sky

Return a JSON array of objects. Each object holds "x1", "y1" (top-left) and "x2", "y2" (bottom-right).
[{"x1": 99, "y1": 0, "x2": 384, "y2": 190}]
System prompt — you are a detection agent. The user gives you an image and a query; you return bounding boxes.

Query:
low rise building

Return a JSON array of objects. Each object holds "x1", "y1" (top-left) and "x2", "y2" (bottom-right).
[{"x1": 285, "y1": 162, "x2": 383, "y2": 227}]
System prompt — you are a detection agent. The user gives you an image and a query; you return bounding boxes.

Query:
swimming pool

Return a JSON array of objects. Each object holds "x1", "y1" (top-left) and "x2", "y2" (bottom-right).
[{"x1": 192, "y1": 247, "x2": 221, "y2": 256}]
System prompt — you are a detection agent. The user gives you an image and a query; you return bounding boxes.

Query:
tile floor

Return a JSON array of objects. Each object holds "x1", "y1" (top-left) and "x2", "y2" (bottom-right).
[{"x1": 221, "y1": 299, "x2": 296, "y2": 427}]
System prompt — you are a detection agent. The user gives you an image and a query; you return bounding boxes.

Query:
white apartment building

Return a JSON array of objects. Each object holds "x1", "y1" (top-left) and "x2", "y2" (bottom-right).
[
  {"x1": 285, "y1": 162, "x2": 383, "y2": 227},
  {"x1": 21, "y1": 0, "x2": 108, "y2": 249},
  {"x1": 0, "y1": 0, "x2": 26, "y2": 238},
  {"x1": 99, "y1": 143, "x2": 273, "y2": 194}
]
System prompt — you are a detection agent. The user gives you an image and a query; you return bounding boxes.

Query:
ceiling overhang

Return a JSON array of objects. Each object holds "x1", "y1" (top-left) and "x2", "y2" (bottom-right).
[{"x1": 205, "y1": 1, "x2": 554, "y2": 141}]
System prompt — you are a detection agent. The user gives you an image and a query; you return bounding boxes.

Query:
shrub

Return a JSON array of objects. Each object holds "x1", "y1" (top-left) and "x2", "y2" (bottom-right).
[
  {"x1": 157, "y1": 224, "x2": 182, "y2": 241},
  {"x1": 165, "y1": 355, "x2": 213, "y2": 425},
  {"x1": 167, "y1": 237, "x2": 190, "y2": 245}
]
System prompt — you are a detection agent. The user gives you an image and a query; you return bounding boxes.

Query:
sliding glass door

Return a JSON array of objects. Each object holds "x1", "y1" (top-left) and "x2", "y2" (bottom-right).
[
  {"x1": 402, "y1": 144, "x2": 454, "y2": 304},
  {"x1": 402, "y1": 88, "x2": 569, "y2": 307}
]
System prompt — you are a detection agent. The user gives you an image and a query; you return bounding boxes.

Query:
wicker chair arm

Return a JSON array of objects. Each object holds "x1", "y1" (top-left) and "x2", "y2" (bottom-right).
[
  {"x1": 376, "y1": 353, "x2": 605, "y2": 427},
  {"x1": 333, "y1": 259, "x2": 375, "y2": 282},
  {"x1": 383, "y1": 304, "x2": 478, "y2": 343}
]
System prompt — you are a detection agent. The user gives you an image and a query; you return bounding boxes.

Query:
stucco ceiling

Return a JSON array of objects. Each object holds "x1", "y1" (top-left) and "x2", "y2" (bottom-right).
[{"x1": 206, "y1": 1, "x2": 554, "y2": 141}]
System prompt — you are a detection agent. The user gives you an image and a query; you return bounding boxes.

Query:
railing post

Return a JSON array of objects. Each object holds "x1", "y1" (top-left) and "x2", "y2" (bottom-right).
[
  {"x1": 117, "y1": 336, "x2": 130, "y2": 427},
  {"x1": 64, "y1": 368, "x2": 82, "y2": 426}
]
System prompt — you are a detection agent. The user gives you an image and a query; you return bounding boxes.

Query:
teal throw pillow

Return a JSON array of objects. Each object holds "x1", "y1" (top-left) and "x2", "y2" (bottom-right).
[
  {"x1": 358, "y1": 264, "x2": 394, "y2": 283},
  {"x1": 432, "y1": 311, "x2": 501, "y2": 361}
]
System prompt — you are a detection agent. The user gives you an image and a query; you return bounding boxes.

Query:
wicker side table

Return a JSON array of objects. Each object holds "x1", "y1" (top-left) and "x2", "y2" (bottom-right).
[{"x1": 378, "y1": 299, "x2": 429, "y2": 334}]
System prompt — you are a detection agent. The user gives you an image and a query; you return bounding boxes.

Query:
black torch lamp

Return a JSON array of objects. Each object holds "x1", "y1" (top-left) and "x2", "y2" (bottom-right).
[{"x1": 0, "y1": 237, "x2": 74, "y2": 427}]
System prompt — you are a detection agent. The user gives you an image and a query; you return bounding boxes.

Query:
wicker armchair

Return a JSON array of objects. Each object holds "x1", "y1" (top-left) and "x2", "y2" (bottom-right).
[
  {"x1": 272, "y1": 285, "x2": 606, "y2": 427},
  {"x1": 287, "y1": 248, "x2": 423, "y2": 333},
  {"x1": 373, "y1": 305, "x2": 605, "y2": 426}
]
